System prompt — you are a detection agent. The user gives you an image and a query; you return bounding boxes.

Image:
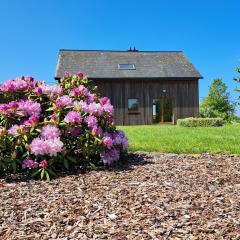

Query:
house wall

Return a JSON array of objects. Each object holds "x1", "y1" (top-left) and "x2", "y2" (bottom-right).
[{"x1": 93, "y1": 79, "x2": 199, "y2": 125}]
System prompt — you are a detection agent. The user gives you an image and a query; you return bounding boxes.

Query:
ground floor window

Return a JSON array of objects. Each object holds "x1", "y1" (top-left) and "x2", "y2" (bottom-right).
[{"x1": 128, "y1": 99, "x2": 139, "y2": 112}]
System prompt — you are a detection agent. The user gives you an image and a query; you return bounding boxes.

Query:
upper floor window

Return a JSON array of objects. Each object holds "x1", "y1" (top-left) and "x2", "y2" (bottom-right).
[{"x1": 118, "y1": 63, "x2": 136, "y2": 70}]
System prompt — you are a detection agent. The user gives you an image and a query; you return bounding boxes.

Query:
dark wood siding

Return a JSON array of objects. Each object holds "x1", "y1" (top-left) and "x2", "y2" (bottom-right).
[{"x1": 93, "y1": 79, "x2": 199, "y2": 125}]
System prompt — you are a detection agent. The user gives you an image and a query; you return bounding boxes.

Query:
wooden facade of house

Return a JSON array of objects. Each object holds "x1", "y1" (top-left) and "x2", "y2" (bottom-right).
[{"x1": 55, "y1": 50, "x2": 202, "y2": 125}]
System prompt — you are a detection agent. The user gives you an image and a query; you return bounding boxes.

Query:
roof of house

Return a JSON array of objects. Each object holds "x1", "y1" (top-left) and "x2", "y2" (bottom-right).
[{"x1": 55, "y1": 49, "x2": 203, "y2": 79}]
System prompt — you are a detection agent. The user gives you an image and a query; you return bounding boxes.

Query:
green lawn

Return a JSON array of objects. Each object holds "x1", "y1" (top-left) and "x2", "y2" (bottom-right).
[{"x1": 118, "y1": 124, "x2": 240, "y2": 154}]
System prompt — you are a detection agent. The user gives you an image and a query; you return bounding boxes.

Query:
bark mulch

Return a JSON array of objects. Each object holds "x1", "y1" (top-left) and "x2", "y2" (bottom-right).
[{"x1": 0, "y1": 153, "x2": 240, "y2": 240}]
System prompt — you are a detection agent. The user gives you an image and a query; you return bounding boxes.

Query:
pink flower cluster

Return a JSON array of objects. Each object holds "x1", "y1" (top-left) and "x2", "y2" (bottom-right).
[
  {"x1": 0, "y1": 100, "x2": 41, "y2": 117},
  {"x1": 64, "y1": 111, "x2": 82, "y2": 124},
  {"x1": 70, "y1": 86, "x2": 96, "y2": 103},
  {"x1": 74, "y1": 99, "x2": 113, "y2": 116},
  {"x1": 41, "y1": 125, "x2": 61, "y2": 139},
  {"x1": 22, "y1": 159, "x2": 48, "y2": 169},
  {"x1": 8, "y1": 124, "x2": 26, "y2": 136},
  {"x1": 17, "y1": 100, "x2": 41, "y2": 117},
  {"x1": 30, "y1": 125, "x2": 63, "y2": 156},
  {"x1": 34, "y1": 84, "x2": 63, "y2": 95},
  {"x1": 0, "y1": 76, "x2": 36, "y2": 92},
  {"x1": 30, "y1": 137, "x2": 63, "y2": 156},
  {"x1": 0, "y1": 99, "x2": 41, "y2": 136},
  {"x1": 22, "y1": 159, "x2": 39, "y2": 169},
  {"x1": 100, "y1": 130, "x2": 129, "y2": 164},
  {"x1": 55, "y1": 95, "x2": 73, "y2": 109}
]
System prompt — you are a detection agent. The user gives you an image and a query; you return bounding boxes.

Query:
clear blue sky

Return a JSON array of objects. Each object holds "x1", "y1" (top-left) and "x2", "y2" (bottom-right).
[{"x1": 0, "y1": 0, "x2": 239, "y2": 113}]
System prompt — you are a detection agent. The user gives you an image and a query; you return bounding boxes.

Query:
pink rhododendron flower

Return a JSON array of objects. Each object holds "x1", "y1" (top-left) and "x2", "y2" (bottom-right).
[
  {"x1": 23, "y1": 114, "x2": 39, "y2": 127},
  {"x1": 8, "y1": 124, "x2": 26, "y2": 136},
  {"x1": 40, "y1": 84, "x2": 63, "y2": 95},
  {"x1": 100, "y1": 148, "x2": 120, "y2": 164},
  {"x1": 74, "y1": 100, "x2": 89, "y2": 112},
  {"x1": 33, "y1": 86, "x2": 43, "y2": 95},
  {"x1": 102, "y1": 136, "x2": 113, "y2": 149},
  {"x1": 39, "y1": 160, "x2": 47, "y2": 168},
  {"x1": 64, "y1": 71, "x2": 70, "y2": 77},
  {"x1": 30, "y1": 137, "x2": 63, "y2": 156},
  {"x1": 85, "y1": 92, "x2": 96, "y2": 104},
  {"x1": 30, "y1": 138, "x2": 49, "y2": 155},
  {"x1": 22, "y1": 159, "x2": 39, "y2": 169},
  {"x1": 41, "y1": 125, "x2": 61, "y2": 139},
  {"x1": 91, "y1": 126, "x2": 103, "y2": 137},
  {"x1": 70, "y1": 86, "x2": 88, "y2": 98},
  {"x1": 76, "y1": 71, "x2": 84, "y2": 78},
  {"x1": 55, "y1": 95, "x2": 73, "y2": 109},
  {"x1": 85, "y1": 115, "x2": 98, "y2": 129},
  {"x1": 87, "y1": 102, "x2": 103, "y2": 116},
  {"x1": 0, "y1": 103, "x2": 10, "y2": 115},
  {"x1": 0, "y1": 77, "x2": 37, "y2": 92},
  {"x1": 0, "y1": 79, "x2": 28, "y2": 92},
  {"x1": 64, "y1": 111, "x2": 82, "y2": 124},
  {"x1": 8, "y1": 101, "x2": 19, "y2": 113},
  {"x1": 17, "y1": 100, "x2": 41, "y2": 117},
  {"x1": 99, "y1": 97, "x2": 110, "y2": 105}
]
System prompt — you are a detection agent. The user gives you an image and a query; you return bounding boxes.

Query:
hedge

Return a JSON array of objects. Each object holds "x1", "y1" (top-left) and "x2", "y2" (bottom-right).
[{"x1": 177, "y1": 117, "x2": 224, "y2": 127}]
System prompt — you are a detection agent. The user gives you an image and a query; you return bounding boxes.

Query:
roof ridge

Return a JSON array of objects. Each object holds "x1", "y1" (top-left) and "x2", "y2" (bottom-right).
[{"x1": 59, "y1": 49, "x2": 183, "y2": 53}]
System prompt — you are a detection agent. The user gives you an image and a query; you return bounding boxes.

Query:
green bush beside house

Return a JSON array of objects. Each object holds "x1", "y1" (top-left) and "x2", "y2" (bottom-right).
[{"x1": 177, "y1": 117, "x2": 224, "y2": 127}]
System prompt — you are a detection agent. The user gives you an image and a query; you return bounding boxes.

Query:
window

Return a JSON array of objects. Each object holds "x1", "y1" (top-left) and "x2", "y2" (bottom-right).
[
  {"x1": 128, "y1": 99, "x2": 139, "y2": 112},
  {"x1": 118, "y1": 63, "x2": 136, "y2": 70}
]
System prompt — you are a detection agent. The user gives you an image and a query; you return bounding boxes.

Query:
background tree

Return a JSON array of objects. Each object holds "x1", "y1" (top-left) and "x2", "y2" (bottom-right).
[
  {"x1": 234, "y1": 67, "x2": 240, "y2": 104},
  {"x1": 200, "y1": 78, "x2": 235, "y2": 121}
]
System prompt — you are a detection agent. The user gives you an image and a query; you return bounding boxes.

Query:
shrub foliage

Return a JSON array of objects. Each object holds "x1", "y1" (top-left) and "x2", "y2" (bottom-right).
[
  {"x1": 0, "y1": 72, "x2": 128, "y2": 180},
  {"x1": 177, "y1": 117, "x2": 224, "y2": 127}
]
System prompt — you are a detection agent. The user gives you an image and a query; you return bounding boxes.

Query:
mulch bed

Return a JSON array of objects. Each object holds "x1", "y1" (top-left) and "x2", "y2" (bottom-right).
[{"x1": 0, "y1": 153, "x2": 240, "y2": 240}]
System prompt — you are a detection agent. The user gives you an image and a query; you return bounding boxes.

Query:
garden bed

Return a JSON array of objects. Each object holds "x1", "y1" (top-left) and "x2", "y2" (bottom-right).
[{"x1": 1, "y1": 153, "x2": 240, "y2": 239}]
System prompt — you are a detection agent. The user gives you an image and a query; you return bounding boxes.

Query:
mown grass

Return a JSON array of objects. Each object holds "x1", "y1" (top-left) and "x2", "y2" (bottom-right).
[{"x1": 118, "y1": 124, "x2": 240, "y2": 154}]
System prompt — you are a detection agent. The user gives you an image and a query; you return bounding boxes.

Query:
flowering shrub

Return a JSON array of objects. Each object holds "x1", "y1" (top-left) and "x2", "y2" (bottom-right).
[{"x1": 0, "y1": 72, "x2": 128, "y2": 180}]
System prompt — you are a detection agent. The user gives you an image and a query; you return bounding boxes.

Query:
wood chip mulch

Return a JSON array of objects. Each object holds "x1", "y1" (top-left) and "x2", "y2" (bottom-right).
[{"x1": 0, "y1": 152, "x2": 240, "y2": 240}]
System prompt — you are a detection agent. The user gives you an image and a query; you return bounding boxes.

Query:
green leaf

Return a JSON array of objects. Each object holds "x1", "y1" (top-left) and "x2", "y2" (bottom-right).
[
  {"x1": 47, "y1": 168, "x2": 56, "y2": 176},
  {"x1": 12, "y1": 161, "x2": 17, "y2": 172},
  {"x1": 66, "y1": 155, "x2": 77, "y2": 163},
  {"x1": 41, "y1": 169, "x2": 45, "y2": 179},
  {"x1": 63, "y1": 158, "x2": 69, "y2": 169},
  {"x1": 89, "y1": 162, "x2": 97, "y2": 170},
  {"x1": 23, "y1": 135, "x2": 28, "y2": 142},
  {"x1": 45, "y1": 107, "x2": 54, "y2": 111},
  {"x1": 32, "y1": 168, "x2": 42, "y2": 177},
  {"x1": 45, "y1": 171, "x2": 50, "y2": 182}
]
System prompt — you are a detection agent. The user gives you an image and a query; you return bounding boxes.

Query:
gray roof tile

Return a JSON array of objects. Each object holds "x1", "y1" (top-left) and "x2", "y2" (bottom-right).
[{"x1": 55, "y1": 50, "x2": 203, "y2": 79}]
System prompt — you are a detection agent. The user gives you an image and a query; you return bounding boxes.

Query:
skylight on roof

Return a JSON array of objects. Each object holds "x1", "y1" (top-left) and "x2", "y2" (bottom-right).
[{"x1": 118, "y1": 63, "x2": 136, "y2": 70}]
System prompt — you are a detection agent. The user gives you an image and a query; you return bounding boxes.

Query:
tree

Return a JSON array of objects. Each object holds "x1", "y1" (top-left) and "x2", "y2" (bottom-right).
[
  {"x1": 234, "y1": 67, "x2": 240, "y2": 104},
  {"x1": 200, "y1": 78, "x2": 235, "y2": 120}
]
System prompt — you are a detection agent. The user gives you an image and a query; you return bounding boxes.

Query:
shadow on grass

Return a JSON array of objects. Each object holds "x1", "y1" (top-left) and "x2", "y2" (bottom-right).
[{"x1": 0, "y1": 153, "x2": 153, "y2": 183}]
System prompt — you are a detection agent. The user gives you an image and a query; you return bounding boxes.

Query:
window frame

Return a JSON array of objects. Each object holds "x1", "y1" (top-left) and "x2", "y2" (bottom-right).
[{"x1": 118, "y1": 63, "x2": 136, "y2": 70}]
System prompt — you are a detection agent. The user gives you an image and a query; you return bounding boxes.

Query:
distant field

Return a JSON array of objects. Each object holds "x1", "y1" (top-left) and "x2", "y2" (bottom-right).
[{"x1": 119, "y1": 124, "x2": 240, "y2": 154}]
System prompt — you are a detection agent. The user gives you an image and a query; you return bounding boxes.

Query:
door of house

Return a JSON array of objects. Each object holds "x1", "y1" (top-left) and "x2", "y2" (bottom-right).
[{"x1": 152, "y1": 99, "x2": 174, "y2": 124}]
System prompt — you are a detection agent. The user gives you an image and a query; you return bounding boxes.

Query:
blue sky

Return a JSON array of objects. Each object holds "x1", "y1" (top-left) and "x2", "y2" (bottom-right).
[{"x1": 0, "y1": 0, "x2": 239, "y2": 113}]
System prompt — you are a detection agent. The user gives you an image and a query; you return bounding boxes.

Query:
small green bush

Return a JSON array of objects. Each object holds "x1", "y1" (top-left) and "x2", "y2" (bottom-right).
[{"x1": 177, "y1": 117, "x2": 224, "y2": 127}]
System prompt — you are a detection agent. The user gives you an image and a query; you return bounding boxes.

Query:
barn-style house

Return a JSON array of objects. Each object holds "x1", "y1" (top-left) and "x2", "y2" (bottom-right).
[{"x1": 55, "y1": 49, "x2": 203, "y2": 125}]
